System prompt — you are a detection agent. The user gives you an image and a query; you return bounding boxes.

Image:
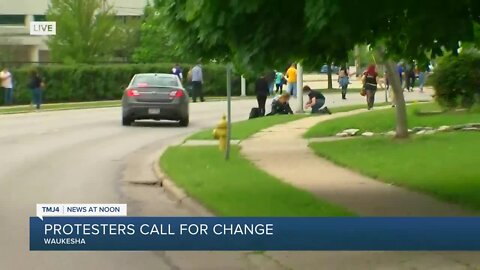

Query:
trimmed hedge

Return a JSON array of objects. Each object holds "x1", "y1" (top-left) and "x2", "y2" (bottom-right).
[
  {"x1": 430, "y1": 51, "x2": 480, "y2": 109},
  {"x1": 10, "y1": 63, "x2": 250, "y2": 104}
]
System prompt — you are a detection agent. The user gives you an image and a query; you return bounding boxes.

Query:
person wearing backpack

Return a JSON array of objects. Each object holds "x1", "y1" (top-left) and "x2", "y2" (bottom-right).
[{"x1": 362, "y1": 64, "x2": 379, "y2": 110}]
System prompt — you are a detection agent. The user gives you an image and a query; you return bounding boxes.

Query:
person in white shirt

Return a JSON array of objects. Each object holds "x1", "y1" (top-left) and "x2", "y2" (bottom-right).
[{"x1": 0, "y1": 67, "x2": 13, "y2": 105}]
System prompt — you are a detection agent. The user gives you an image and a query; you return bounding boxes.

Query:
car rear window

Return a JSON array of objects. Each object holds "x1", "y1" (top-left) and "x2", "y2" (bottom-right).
[{"x1": 131, "y1": 75, "x2": 179, "y2": 87}]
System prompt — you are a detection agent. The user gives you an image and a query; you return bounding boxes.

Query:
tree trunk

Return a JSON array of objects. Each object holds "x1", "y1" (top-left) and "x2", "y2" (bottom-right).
[
  {"x1": 327, "y1": 64, "x2": 333, "y2": 89},
  {"x1": 385, "y1": 60, "x2": 409, "y2": 138}
]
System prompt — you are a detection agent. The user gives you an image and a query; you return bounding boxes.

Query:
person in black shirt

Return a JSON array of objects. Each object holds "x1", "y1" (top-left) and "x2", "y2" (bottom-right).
[
  {"x1": 29, "y1": 70, "x2": 44, "y2": 110},
  {"x1": 362, "y1": 64, "x2": 378, "y2": 110},
  {"x1": 255, "y1": 73, "x2": 273, "y2": 116},
  {"x1": 303, "y1": 85, "x2": 331, "y2": 114},
  {"x1": 267, "y1": 92, "x2": 293, "y2": 116}
]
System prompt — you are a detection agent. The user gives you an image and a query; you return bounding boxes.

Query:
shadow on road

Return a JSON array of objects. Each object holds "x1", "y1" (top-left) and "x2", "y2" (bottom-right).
[{"x1": 130, "y1": 120, "x2": 183, "y2": 128}]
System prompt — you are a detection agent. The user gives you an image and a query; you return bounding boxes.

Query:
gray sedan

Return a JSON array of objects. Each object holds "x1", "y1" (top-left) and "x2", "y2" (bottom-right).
[{"x1": 121, "y1": 73, "x2": 189, "y2": 126}]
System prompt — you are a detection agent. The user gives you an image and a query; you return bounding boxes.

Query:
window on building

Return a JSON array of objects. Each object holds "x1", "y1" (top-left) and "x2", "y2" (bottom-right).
[
  {"x1": 34, "y1": 15, "x2": 47, "y2": 21},
  {"x1": 0, "y1": 15, "x2": 25, "y2": 25},
  {"x1": 115, "y1": 15, "x2": 141, "y2": 24}
]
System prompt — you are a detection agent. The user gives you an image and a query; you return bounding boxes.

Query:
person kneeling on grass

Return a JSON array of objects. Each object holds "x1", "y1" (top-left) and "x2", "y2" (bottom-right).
[
  {"x1": 303, "y1": 86, "x2": 332, "y2": 114},
  {"x1": 267, "y1": 92, "x2": 293, "y2": 116}
]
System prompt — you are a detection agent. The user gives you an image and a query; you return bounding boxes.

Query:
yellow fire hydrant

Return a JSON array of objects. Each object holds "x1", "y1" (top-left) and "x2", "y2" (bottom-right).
[{"x1": 213, "y1": 115, "x2": 228, "y2": 151}]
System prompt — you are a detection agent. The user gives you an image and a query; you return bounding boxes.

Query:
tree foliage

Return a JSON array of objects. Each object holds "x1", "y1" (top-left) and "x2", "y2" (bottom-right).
[
  {"x1": 430, "y1": 51, "x2": 480, "y2": 109},
  {"x1": 157, "y1": 0, "x2": 480, "y2": 73},
  {"x1": 132, "y1": 3, "x2": 177, "y2": 63},
  {"x1": 153, "y1": 0, "x2": 480, "y2": 137},
  {"x1": 46, "y1": 0, "x2": 123, "y2": 63}
]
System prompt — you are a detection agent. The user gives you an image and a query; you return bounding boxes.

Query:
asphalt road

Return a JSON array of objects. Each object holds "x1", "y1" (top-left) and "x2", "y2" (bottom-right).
[{"x1": 0, "y1": 90, "x2": 436, "y2": 270}]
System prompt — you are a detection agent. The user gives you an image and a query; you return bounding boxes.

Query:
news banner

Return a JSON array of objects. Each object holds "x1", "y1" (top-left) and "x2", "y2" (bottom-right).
[{"x1": 30, "y1": 204, "x2": 480, "y2": 251}]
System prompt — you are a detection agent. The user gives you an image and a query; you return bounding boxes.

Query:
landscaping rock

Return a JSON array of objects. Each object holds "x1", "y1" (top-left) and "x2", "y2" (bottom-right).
[
  {"x1": 412, "y1": 127, "x2": 426, "y2": 132},
  {"x1": 437, "y1": 125, "x2": 451, "y2": 132},
  {"x1": 462, "y1": 127, "x2": 480, "y2": 132},
  {"x1": 385, "y1": 131, "x2": 396, "y2": 136},
  {"x1": 336, "y1": 132, "x2": 349, "y2": 137},
  {"x1": 362, "y1": 132, "x2": 375, "y2": 137},
  {"x1": 342, "y1": 129, "x2": 360, "y2": 136},
  {"x1": 463, "y1": 123, "x2": 480, "y2": 128},
  {"x1": 452, "y1": 124, "x2": 466, "y2": 130},
  {"x1": 424, "y1": 130, "x2": 437, "y2": 135},
  {"x1": 408, "y1": 129, "x2": 413, "y2": 133},
  {"x1": 416, "y1": 130, "x2": 427, "y2": 135}
]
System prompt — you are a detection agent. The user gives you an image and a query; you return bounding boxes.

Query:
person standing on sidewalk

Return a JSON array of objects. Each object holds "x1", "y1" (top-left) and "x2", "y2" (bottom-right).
[
  {"x1": 417, "y1": 66, "x2": 428, "y2": 92},
  {"x1": 362, "y1": 64, "x2": 379, "y2": 110},
  {"x1": 255, "y1": 73, "x2": 271, "y2": 116},
  {"x1": 285, "y1": 63, "x2": 297, "y2": 97},
  {"x1": 0, "y1": 67, "x2": 13, "y2": 105},
  {"x1": 274, "y1": 70, "x2": 284, "y2": 94},
  {"x1": 303, "y1": 86, "x2": 331, "y2": 114},
  {"x1": 29, "y1": 70, "x2": 44, "y2": 110},
  {"x1": 172, "y1": 63, "x2": 183, "y2": 81},
  {"x1": 191, "y1": 62, "x2": 204, "y2": 102},
  {"x1": 338, "y1": 66, "x2": 350, "y2": 100}
]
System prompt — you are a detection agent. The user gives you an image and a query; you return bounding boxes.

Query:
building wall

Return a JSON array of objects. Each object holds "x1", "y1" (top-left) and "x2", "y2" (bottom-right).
[
  {"x1": 0, "y1": 0, "x2": 147, "y2": 63},
  {"x1": 0, "y1": 0, "x2": 147, "y2": 15}
]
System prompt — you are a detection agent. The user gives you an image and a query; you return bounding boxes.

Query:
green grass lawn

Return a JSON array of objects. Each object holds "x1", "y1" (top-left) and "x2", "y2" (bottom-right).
[
  {"x1": 188, "y1": 114, "x2": 307, "y2": 140},
  {"x1": 187, "y1": 104, "x2": 397, "y2": 141},
  {"x1": 314, "y1": 88, "x2": 363, "y2": 94},
  {"x1": 305, "y1": 102, "x2": 480, "y2": 137},
  {"x1": 0, "y1": 100, "x2": 121, "y2": 114},
  {"x1": 0, "y1": 96, "x2": 253, "y2": 115},
  {"x1": 329, "y1": 102, "x2": 392, "y2": 113},
  {"x1": 310, "y1": 132, "x2": 480, "y2": 212},
  {"x1": 160, "y1": 146, "x2": 353, "y2": 216}
]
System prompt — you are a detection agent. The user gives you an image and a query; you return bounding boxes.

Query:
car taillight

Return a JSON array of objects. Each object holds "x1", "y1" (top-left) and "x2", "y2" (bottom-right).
[
  {"x1": 169, "y1": 90, "x2": 184, "y2": 98},
  {"x1": 126, "y1": 89, "x2": 140, "y2": 97}
]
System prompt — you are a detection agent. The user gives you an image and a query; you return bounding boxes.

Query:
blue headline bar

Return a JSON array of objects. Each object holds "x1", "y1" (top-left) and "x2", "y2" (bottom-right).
[{"x1": 30, "y1": 217, "x2": 480, "y2": 251}]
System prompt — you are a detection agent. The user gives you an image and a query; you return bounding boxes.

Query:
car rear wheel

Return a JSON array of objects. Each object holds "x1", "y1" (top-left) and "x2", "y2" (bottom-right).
[
  {"x1": 179, "y1": 116, "x2": 189, "y2": 127},
  {"x1": 122, "y1": 117, "x2": 133, "y2": 126}
]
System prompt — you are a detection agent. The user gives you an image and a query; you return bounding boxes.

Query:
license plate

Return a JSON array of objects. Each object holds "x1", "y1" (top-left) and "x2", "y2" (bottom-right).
[{"x1": 148, "y1": 108, "x2": 160, "y2": 114}]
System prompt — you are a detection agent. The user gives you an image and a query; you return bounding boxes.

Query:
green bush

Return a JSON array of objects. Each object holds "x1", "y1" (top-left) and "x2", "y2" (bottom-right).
[
  {"x1": 10, "y1": 63, "x2": 243, "y2": 104},
  {"x1": 430, "y1": 51, "x2": 480, "y2": 109}
]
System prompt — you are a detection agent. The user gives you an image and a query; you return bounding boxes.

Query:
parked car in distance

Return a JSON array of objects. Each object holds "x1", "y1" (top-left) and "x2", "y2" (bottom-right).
[
  {"x1": 320, "y1": 65, "x2": 340, "y2": 74},
  {"x1": 121, "y1": 73, "x2": 189, "y2": 126}
]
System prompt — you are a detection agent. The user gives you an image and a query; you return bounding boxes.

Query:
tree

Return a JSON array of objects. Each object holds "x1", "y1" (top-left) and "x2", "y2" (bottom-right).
[
  {"x1": 132, "y1": 3, "x2": 177, "y2": 63},
  {"x1": 159, "y1": 0, "x2": 480, "y2": 138},
  {"x1": 46, "y1": 0, "x2": 123, "y2": 63},
  {"x1": 115, "y1": 18, "x2": 142, "y2": 62}
]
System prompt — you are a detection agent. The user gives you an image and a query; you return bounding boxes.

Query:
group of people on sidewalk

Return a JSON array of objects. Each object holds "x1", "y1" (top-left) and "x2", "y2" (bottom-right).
[
  {"x1": 254, "y1": 65, "x2": 332, "y2": 118},
  {"x1": 389, "y1": 62, "x2": 429, "y2": 93},
  {"x1": 173, "y1": 62, "x2": 206, "y2": 103},
  {"x1": 0, "y1": 67, "x2": 45, "y2": 109}
]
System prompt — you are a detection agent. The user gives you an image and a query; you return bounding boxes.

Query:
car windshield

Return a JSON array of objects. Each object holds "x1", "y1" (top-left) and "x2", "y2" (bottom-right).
[{"x1": 131, "y1": 75, "x2": 179, "y2": 87}]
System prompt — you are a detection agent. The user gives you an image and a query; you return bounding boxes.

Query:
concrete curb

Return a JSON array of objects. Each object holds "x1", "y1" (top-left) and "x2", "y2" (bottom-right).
[{"x1": 152, "y1": 146, "x2": 213, "y2": 216}]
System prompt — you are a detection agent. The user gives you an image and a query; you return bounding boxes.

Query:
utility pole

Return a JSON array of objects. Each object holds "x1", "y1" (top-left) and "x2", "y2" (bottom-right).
[
  {"x1": 225, "y1": 64, "x2": 232, "y2": 160},
  {"x1": 296, "y1": 63, "x2": 304, "y2": 113},
  {"x1": 240, "y1": 75, "x2": 246, "y2": 96}
]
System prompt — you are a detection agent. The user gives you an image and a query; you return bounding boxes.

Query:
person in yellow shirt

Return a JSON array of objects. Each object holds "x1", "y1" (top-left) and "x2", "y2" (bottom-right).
[{"x1": 285, "y1": 63, "x2": 297, "y2": 97}]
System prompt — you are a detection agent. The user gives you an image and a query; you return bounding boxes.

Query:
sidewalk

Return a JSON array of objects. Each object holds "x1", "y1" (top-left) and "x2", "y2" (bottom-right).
[
  {"x1": 239, "y1": 109, "x2": 480, "y2": 269},
  {"x1": 240, "y1": 109, "x2": 475, "y2": 216}
]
